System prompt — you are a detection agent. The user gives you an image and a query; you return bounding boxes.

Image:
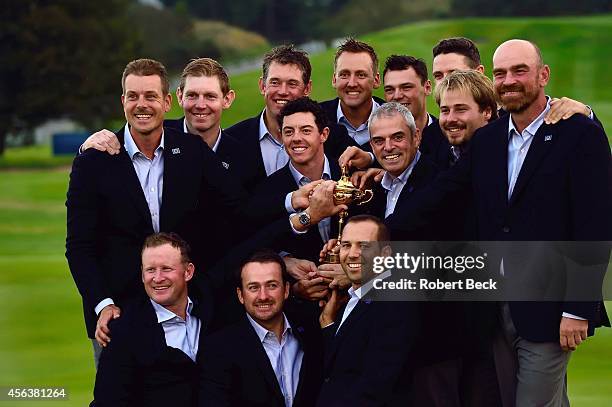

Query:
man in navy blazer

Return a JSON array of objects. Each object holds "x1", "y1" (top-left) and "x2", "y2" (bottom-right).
[
  {"x1": 92, "y1": 232, "x2": 214, "y2": 407},
  {"x1": 317, "y1": 215, "x2": 418, "y2": 406},
  {"x1": 66, "y1": 59, "x2": 246, "y2": 364},
  {"x1": 320, "y1": 38, "x2": 385, "y2": 153},
  {"x1": 199, "y1": 250, "x2": 323, "y2": 407},
  {"x1": 80, "y1": 57, "x2": 255, "y2": 186},
  {"x1": 387, "y1": 39, "x2": 610, "y2": 406},
  {"x1": 225, "y1": 45, "x2": 359, "y2": 187}
]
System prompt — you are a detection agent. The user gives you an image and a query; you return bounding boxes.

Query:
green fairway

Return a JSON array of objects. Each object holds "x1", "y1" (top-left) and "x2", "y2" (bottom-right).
[{"x1": 1, "y1": 14, "x2": 611, "y2": 406}]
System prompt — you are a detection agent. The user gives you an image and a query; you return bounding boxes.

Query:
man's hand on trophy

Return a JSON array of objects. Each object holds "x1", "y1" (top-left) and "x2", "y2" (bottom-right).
[
  {"x1": 291, "y1": 179, "x2": 324, "y2": 211},
  {"x1": 307, "y1": 180, "x2": 348, "y2": 223},
  {"x1": 292, "y1": 272, "x2": 330, "y2": 301},
  {"x1": 338, "y1": 146, "x2": 372, "y2": 170},
  {"x1": 318, "y1": 263, "x2": 351, "y2": 291},
  {"x1": 319, "y1": 239, "x2": 339, "y2": 263},
  {"x1": 82, "y1": 129, "x2": 121, "y2": 155},
  {"x1": 351, "y1": 168, "x2": 386, "y2": 190},
  {"x1": 283, "y1": 256, "x2": 317, "y2": 281}
]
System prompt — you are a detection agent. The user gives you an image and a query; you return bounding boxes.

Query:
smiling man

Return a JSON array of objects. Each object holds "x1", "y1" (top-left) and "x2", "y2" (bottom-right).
[
  {"x1": 199, "y1": 250, "x2": 322, "y2": 407},
  {"x1": 436, "y1": 70, "x2": 498, "y2": 169},
  {"x1": 91, "y1": 232, "x2": 214, "y2": 407},
  {"x1": 249, "y1": 97, "x2": 344, "y2": 304},
  {"x1": 225, "y1": 45, "x2": 358, "y2": 184},
  {"x1": 316, "y1": 215, "x2": 417, "y2": 406},
  {"x1": 320, "y1": 38, "x2": 385, "y2": 151},
  {"x1": 382, "y1": 55, "x2": 449, "y2": 162},
  {"x1": 66, "y1": 58, "x2": 248, "y2": 368}
]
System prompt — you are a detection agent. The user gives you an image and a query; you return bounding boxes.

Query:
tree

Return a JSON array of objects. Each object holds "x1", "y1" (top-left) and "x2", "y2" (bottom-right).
[{"x1": 0, "y1": 0, "x2": 137, "y2": 154}]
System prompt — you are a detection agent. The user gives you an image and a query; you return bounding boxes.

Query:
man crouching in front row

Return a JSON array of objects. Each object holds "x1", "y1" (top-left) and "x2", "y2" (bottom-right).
[{"x1": 91, "y1": 232, "x2": 214, "y2": 407}]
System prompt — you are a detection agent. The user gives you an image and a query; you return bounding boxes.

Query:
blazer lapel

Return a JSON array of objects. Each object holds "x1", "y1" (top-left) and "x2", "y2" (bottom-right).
[
  {"x1": 509, "y1": 123, "x2": 555, "y2": 206},
  {"x1": 115, "y1": 130, "x2": 154, "y2": 232},
  {"x1": 491, "y1": 123, "x2": 510, "y2": 212},
  {"x1": 244, "y1": 318, "x2": 286, "y2": 404}
]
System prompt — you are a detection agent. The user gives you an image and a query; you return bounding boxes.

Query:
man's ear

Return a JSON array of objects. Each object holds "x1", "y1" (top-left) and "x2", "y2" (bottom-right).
[
  {"x1": 424, "y1": 79, "x2": 432, "y2": 96},
  {"x1": 163, "y1": 94, "x2": 172, "y2": 113},
  {"x1": 539, "y1": 64, "x2": 550, "y2": 87},
  {"x1": 236, "y1": 287, "x2": 244, "y2": 305},
  {"x1": 258, "y1": 77, "x2": 266, "y2": 96},
  {"x1": 373, "y1": 72, "x2": 381, "y2": 89},
  {"x1": 483, "y1": 107, "x2": 492, "y2": 122},
  {"x1": 185, "y1": 262, "x2": 195, "y2": 282},
  {"x1": 303, "y1": 80, "x2": 312, "y2": 96},
  {"x1": 176, "y1": 88, "x2": 183, "y2": 107},
  {"x1": 320, "y1": 127, "x2": 330, "y2": 143},
  {"x1": 223, "y1": 90, "x2": 236, "y2": 109}
]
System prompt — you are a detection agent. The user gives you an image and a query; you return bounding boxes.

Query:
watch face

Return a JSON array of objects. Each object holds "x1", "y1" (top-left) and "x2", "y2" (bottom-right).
[{"x1": 299, "y1": 212, "x2": 310, "y2": 225}]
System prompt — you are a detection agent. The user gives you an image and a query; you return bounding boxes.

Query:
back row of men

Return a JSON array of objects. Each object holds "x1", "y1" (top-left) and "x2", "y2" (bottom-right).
[{"x1": 66, "y1": 36, "x2": 610, "y2": 406}]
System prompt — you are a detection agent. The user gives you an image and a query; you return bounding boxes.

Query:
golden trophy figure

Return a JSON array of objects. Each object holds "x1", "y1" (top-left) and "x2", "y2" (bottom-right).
[{"x1": 324, "y1": 166, "x2": 374, "y2": 263}]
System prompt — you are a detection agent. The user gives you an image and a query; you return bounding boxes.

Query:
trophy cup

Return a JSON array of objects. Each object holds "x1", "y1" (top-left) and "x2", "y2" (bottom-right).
[{"x1": 324, "y1": 166, "x2": 374, "y2": 263}]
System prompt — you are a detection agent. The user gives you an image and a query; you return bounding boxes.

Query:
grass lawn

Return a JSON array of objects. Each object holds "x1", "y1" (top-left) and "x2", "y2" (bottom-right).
[
  {"x1": 1, "y1": 168, "x2": 610, "y2": 406},
  {"x1": 1, "y1": 14, "x2": 611, "y2": 406}
]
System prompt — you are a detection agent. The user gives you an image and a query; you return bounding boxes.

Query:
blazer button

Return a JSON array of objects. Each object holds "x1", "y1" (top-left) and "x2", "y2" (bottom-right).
[
  {"x1": 502, "y1": 226, "x2": 510, "y2": 233},
  {"x1": 324, "y1": 377, "x2": 330, "y2": 383}
]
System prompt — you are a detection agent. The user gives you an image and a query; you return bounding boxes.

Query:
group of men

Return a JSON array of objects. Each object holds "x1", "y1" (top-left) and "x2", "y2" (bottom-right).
[{"x1": 66, "y1": 35, "x2": 610, "y2": 406}]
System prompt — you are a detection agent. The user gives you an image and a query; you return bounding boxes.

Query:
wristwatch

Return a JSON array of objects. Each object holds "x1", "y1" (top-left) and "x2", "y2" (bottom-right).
[{"x1": 297, "y1": 210, "x2": 311, "y2": 226}]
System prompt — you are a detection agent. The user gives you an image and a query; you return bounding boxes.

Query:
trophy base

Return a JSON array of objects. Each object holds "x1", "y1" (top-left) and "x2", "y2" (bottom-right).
[{"x1": 324, "y1": 252, "x2": 341, "y2": 264}]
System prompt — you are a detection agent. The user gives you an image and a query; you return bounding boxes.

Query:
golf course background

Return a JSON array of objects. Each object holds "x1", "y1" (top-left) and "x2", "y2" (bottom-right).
[{"x1": 0, "y1": 15, "x2": 610, "y2": 406}]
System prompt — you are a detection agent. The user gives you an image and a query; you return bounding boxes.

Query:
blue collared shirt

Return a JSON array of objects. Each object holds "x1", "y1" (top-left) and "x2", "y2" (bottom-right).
[
  {"x1": 286, "y1": 157, "x2": 332, "y2": 242},
  {"x1": 335, "y1": 270, "x2": 392, "y2": 332},
  {"x1": 123, "y1": 124, "x2": 164, "y2": 233},
  {"x1": 506, "y1": 99, "x2": 550, "y2": 200},
  {"x1": 182, "y1": 119, "x2": 222, "y2": 153},
  {"x1": 247, "y1": 313, "x2": 303, "y2": 407},
  {"x1": 259, "y1": 111, "x2": 290, "y2": 176},
  {"x1": 337, "y1": 99, "x2": 380, "y2": 146},
  {"x1": 380, "y1": 151, "x2": 421, "y2": 218},
  {"x1": 150, "y1": 297, "x2": 201, "y2": 362}
]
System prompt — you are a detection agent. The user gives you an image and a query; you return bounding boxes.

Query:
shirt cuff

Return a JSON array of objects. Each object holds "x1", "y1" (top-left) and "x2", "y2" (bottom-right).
[
  {"x1": 586, "y1": 105, "x2": 594, "y2": 120},
  {"x1": 562, "y1": 312, "x2": 586, "y2": 321},
  {"x1": 285, "y1": 192, "x2": 297, "y2": 214},
  {"x1": 95, "y1": 298, "x2": 115, "y2": 315},
  {"x1": 78, "y1": 144, "x2": 85, "y2": 155},
  {"x1": 289, "y1": 214, "x2": 308, "y2": 235}
]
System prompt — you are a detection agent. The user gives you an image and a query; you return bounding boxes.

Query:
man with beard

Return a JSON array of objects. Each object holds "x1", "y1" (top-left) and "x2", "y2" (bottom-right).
[
  {"x1": 199, "y1": 250, "x2": 322, "y2": 407},
  {"x1": 432, "y1": 37, "x2": 599, "y2": 126},
  {"x1": 386, "y1": 39, "x2": 610, "y2": 406},
  {"x1": 436, "y1": 70, "x2": 498, "y2": 170},
  {"x1": 316, "y1": 215, "x2": 417, "y2": 406}
]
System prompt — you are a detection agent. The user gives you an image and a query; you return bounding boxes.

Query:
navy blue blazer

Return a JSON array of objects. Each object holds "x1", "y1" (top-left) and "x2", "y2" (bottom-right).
[
  {"x1": 164, "y1": 118, "x2": 258, "y2": 187},
  {"x1": 386, "y1": 114, "x2": 611, "y2": 341},
  {"x1": 317, "y1": 298, "x2": 419, "y2": 406},
  {"x1": 66, "y1": 126, "x2": 247, "y2": 337},
  {"x1": 92, "y1": 289, "x2": 214, "y2": 407},
  {"x1": 319, "y1": 96, "x2": 387, "y2": 153},
  {"x1": 225, "y1": 113, "x2": 359, "y2": 188},
  {"x1": 248, "y1": 159, "x2": 342, "y2": 263},
  {"x1": 199, "y1": 313, "x2": 323, "y2": 407}
]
